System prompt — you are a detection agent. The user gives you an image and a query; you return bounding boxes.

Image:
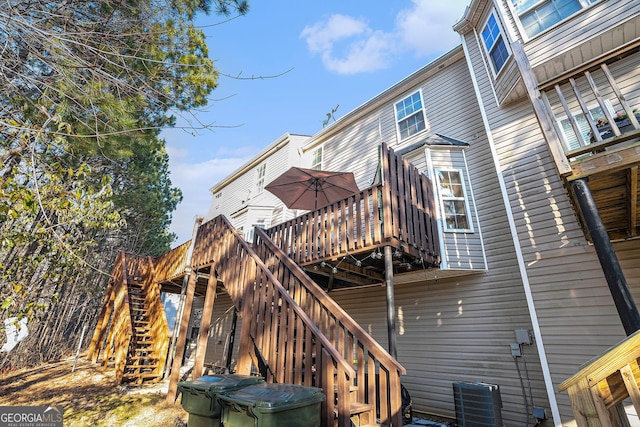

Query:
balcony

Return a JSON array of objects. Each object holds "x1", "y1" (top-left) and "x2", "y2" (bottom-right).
[
  {"x1": 540, "y1": 49, "x2": 640, "y2": 241},
  {"x1": 260, "y1": 142, "x2": 441, "y2": 290}
]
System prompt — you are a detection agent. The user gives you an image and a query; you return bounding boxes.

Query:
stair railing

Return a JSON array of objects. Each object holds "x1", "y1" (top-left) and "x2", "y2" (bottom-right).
[
  {"x1": 255, "y1": 227, "x2": 406, "y2": 427},
  {"x1": 98, "y1": 251, "x2": 133, "y2": 384},
  {"x1": 191, "y1": 216, "x2": 356, "y2": 427}
]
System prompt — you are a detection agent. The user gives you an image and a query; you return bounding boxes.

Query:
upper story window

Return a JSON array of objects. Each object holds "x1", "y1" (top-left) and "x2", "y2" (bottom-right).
[
  {"x1": 311, "y1": 146, "x2": 323, "y2": 170},
  {"x1": 512, "y1": 0, "x2": 597, "y2": 38},
  {"x1": 481, "y1": 13, "x2": 510, "y2": 74},
  {"x1": 435, "y1": 168, "x2": 472, "y2": 232},
  {"x1": 256, "y1": 163, "x2": 267, "y2": 194},
  {"x1": 395, "y1": 91, "x2": 426, "y2": 140}
]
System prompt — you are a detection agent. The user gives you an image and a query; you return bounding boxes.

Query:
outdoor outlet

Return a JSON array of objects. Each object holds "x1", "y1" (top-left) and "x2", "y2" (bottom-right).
[
  {"x1": 515, "y1": 328, "x2": 533, "y2": 345},
  {"x1": 533, "y1": 406, "x2": 546, "y2": 420},
  {"x1": 510, "y1": 343, "x2": 522, "y2": 357}
]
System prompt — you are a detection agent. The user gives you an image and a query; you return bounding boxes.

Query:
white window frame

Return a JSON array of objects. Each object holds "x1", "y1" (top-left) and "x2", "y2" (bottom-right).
[
  {"x1": 557, "y1": 100, "x2": 614, "y2": 151},
  {"x1": 434, "y1": 168, "x2": 473, "y2": 233},
  {"x1": 480, "y1": 11, "x2": 511, "y2": 76},
  {"x1": 310, "y1": 146, "x2": 323, "y2": 170},
  {"x1": 255, "y1": 163, "x2": 267, "y2": 194},
  {"x1": 394, "y1": 90, "x2": 427, "y2": 141},
  {"x1": 509, "y1": 0, "x2": 599, "y2": 40}
]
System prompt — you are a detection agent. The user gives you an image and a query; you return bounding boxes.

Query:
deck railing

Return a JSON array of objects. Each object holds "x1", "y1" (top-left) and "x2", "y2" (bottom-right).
[
  {"x1": 87, "y1": 252, "x2": 133, "y2": 383},
  {"x1": 255, "y1": 226, "x2": 406, "y2": 426},
  {"x1": 190, "y1": 216, "x2": 358, "y2": 427},
  {"x1": 264, "y1": 142, "x2": 440, "y2": 267},
  {"x1": 539, "y1": 53, "x2": 640, "y2": 165},
  {"x1": 153, "y1": 240, "x2": 191, "y2": 283}
]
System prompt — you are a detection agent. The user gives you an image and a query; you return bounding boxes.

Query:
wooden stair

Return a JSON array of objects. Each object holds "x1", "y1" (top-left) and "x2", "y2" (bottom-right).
[{"x1": 87, "y1": 253, "x2": 171, "y2": 386}]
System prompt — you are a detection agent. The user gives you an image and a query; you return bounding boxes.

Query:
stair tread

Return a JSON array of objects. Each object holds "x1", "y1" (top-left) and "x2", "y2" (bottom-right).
[{"x1": 350, "y1": 402, "x2": 376, "y2": 414}]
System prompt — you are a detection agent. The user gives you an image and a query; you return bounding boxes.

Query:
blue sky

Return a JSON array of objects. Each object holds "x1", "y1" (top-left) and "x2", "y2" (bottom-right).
[{"x1": 163, "y1": 0, "x2": 470, "y2": 244}]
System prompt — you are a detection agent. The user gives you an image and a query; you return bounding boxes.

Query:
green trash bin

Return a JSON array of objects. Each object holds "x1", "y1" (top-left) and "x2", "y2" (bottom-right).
[
  {"x1": 177, "y1": 374, "x2": 265, "y2": 427},
  {"x1": 218, "y1": 383, "x2": 326, "y2": 427}
]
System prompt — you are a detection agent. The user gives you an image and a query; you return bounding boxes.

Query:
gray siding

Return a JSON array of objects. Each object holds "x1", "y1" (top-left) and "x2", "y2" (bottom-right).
[
  {"x1": 462, "y1": 15, "x2": 638, "y2": 426},
  {"x1": 204, "y1": 291, "x2": 240, "y2": 370},
  {"x1": 317, "y1": 52, "x2": 548, "y2": 425}
]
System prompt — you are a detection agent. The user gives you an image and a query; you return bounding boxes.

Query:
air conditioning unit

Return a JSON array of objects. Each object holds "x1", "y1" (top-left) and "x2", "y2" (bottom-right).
[{"x1": 453, "y1": 382, "x2": 503, "y2": 427}]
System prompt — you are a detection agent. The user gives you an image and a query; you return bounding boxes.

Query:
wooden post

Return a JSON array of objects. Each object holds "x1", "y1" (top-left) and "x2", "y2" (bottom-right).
[
  {"x1": 225, "y1": 308, "x2": 238, "y2": 373},
  {"x1": 384, "y1": 245, "x2": 398, "y2": 359},
  {"x1": 87, "y1": 279, "x2": 114, "y2": 362},
  {"x1": 193, "y1": 270, "x2": 218, "y2": 379},
  {"x1": 166, "y1": 270, "x2": 198, "y2": 403},
  {"x1": 510, "y1": 41, "x2": 572, "y2": 176}
]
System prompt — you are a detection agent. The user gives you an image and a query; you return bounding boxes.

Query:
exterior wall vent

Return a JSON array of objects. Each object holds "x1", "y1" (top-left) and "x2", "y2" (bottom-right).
[{"x1": 452, "y1": 382, "x2": 503, "y2": 427}]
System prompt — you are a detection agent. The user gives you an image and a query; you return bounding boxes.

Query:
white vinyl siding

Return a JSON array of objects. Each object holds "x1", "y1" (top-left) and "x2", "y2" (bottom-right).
[{"x1": 462, "y1": 27, "x2": 640, "y2": 424}]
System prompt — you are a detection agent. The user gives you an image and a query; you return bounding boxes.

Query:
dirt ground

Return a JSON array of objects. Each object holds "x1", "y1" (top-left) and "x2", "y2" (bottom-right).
[{"x1": 0, "y1": 355, "x2": 188, "y2": 427}]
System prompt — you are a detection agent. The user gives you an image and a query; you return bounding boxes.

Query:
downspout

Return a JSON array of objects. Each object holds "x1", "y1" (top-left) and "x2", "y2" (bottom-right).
[
  {"x1": 164, "y1": 215, "x2": 204, "y2": 378},
  {"x1": 571, "y1": 179, "x2": 640, "y2": 335},
  {"x1": 460, "y1": 35, "x2": 562, "y2": 425}
]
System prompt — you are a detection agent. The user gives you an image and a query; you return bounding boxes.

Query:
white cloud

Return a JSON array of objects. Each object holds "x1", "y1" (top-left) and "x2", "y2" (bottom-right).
[
  {"x1": 396, "y1": 0, "x2": 469, "y2": 57},
  {"x1": 301, "y1": 14, "x2": 395, "y2": 74},
  {"x1": 167, "y1": 155, "x2": 248, "y2": 245},
  {"x1": 301, "y1": 1, "x2": 470, "y2": 74}
]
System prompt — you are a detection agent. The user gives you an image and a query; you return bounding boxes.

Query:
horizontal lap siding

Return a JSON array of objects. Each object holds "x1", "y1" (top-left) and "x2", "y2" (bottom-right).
[
  {"x1": 204, "y1": 291, "x2": 240, "y2": 370},
  {"x1": 322, "y1": 48, "x2": 548, "y2": 425},
  {"x1": 519, "y1": 0, "x2": 640, "y2": 67},
  {"x1": 464, "y1": 14, "x2": 638, "y2": 426},
  {"x1": 426, "y1": 149, "x2": 486, "y2": 270}
]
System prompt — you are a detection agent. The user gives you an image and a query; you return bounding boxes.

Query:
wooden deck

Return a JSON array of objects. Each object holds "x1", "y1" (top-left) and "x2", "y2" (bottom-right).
[
  {"x1": 262, "y1": 142, "x2": 440, "y2": 290},
  {"x1": 559, "y1": 329, "x2": 640, "y2": 427},
  {"x1": 538, "y1": 50, "x2": 640, "y2": 242}
]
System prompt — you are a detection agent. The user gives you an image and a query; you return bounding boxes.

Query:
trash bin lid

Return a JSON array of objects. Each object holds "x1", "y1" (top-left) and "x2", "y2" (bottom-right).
[
  {"x1": 218, "y1": 383, "x2": 326, "y2": 412},
  {"x1": 179, "y1": 374, "x2": 264, "y2": 393}
]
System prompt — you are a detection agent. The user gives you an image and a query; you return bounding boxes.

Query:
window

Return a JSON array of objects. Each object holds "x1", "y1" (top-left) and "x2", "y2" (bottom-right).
[
  {"x1": 395, "y1": 91, "x2": 426, "y2": 140},
  {"x1": 311, "y1": 146, "x2": 323, "y2": 170},
  {"x1": 435, "y1": 169, "x2": 472, "y2": 232},
  {"x1": 481, "y1": 13, "x2": 510, "y2": 74},
  {"x1": 512, "y1": 0, "x2": 597, "y2": 38},
  {"x1": 247, "y1": 223, "x2": 266, "y2": 242},
  {"x1": 558, "y1": 101, "x2": 613, "y2": 151},
  {"x1": 256, "y1": 163, "x2": 267, "y2": 193}
]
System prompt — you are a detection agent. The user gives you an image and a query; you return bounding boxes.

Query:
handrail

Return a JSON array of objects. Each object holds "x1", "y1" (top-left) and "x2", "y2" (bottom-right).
[
  {"x1": 263, "y1": 142, "x2": 440, "y2": 268},
  {"x1": 195, "y1": 215, "x2": 356, "y2": 426},
  {"x1": 256, "y1": 226, "x2": 405, "y2": 375},
  {"x1": 110, "y1": 252, "x2": 133, "y2": 383},
  {"x1": 143, "y1": 256, "x2": 171, "y2": 378},
  {"x1": 255, "y1": 226, "x2": 405, "y2": 426},
  {"x1": 153, "y1": 240, "x2": 191, "y2": 283},
  {"x1": 214, "y1": 216, "x2": 355, "y2": 378}
]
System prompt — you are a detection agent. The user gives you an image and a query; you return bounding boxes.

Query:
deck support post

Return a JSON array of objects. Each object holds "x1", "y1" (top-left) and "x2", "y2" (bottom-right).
[
  {"x1": 572, "y1": 178, "x2": 640, "y2": 335},
  {"x1": 166, "y1": 269, "x2": 198, "y2": 403},
  {"x1": 193, "y1": 269, "x2": 217, "y2": 379},
  {"x1": 384, "y1": 245, "x2": 398, "y2": 359},
  {"x1": 225, "y1": 308, "x2": 238, "y2": 373}
]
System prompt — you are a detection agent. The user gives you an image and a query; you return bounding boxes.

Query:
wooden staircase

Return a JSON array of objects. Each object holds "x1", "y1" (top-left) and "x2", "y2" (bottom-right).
[
  {"x1": 87, "y1": 253, "x2": 170, "y2": 385},
  {"x1": 164, "y1": 215, "x2": 406, "y2": 427}
]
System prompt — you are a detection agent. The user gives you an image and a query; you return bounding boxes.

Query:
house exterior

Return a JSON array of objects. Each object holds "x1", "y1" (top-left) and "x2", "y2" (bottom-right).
[
  {"x1": 90, "y1": 1, "x2": 640, "y2": 426},
  {"x1": 192, "y1": 0, "x2": 640, "y2": 424},
  {"x1": 205, "y1": 133, "x2": 310, "y2": 241}
]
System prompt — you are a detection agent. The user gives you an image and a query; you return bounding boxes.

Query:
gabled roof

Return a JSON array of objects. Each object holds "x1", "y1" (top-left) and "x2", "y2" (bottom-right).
[{"x1": 396, "y1": 133, "x2": 469, "y2": 156}]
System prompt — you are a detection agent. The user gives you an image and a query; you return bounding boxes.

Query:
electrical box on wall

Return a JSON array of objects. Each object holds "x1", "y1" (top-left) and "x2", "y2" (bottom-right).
[{"x1": 515, "y1": 329, "x2": 532, "y2": 345}]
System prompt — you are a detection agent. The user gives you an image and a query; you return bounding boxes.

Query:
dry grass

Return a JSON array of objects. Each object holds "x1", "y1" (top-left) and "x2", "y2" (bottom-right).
[{"x1": 0, "y1": 355, "x2": 187, "y2": 427}]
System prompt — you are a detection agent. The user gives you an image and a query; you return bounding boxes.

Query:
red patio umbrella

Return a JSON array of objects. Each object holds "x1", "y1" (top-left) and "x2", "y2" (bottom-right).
[{"x1": 265, "y1": 167, "x2": 360, "y2": 210}]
